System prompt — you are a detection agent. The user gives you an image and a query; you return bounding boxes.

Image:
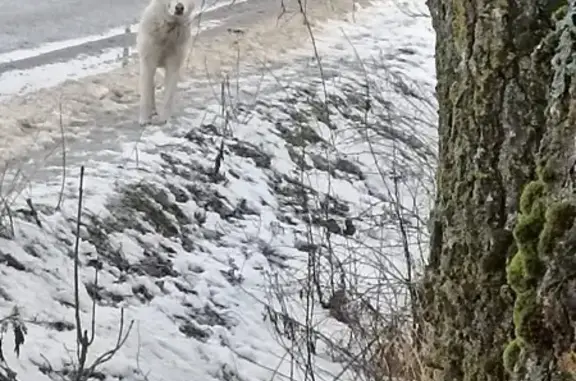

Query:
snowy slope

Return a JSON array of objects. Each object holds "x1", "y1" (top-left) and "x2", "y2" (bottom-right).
[{"x1": 0, "y1": 1, "x2": 436, "y2": 380}]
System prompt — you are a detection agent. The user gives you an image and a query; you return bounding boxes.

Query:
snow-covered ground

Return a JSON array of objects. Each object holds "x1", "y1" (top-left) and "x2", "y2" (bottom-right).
[{"x1": 0, "y1": 1, "x2": 436, "y2": 380}]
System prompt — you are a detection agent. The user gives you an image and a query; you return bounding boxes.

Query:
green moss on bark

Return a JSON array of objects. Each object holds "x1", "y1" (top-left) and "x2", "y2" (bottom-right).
[
  {"x1": 552, "y1": 4, "x2": 568, "y2": 22},
  {"x1": 514, "y1": 201, "x2": 546, "y2": 246},
  {"x1": 506, "y1": 249, "x2": 542, "y2": 295},
  {"x1": 506, "y1": 175, "x2": 576, "y2": 374},
  {"x1": 519, "y1": 180, "x2": 545, "y2": 215},
  {"x1": 513, "y1": 290, "x2": 539, "y2": 340},
  {"x1": 538, "y1": 201, "x2": 576, "y2": 256},
  {"x1": 507, "y1": 182, "x2": 546, "y2": 298},
  {"x1": 505, "y1": 179, "x2": 548, "y2": 370},
  {"x1": 547, "y1": 0, "x2": 568, "y2": 21},
  {"x1": 503, "y1": 338, "x2": 524, "y2": 373},
  {"x1": 506, "y1": 251, "x2": 526, "y2": 293}
]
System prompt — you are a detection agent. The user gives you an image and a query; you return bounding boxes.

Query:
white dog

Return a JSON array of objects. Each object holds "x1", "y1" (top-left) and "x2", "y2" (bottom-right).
[{"x1": 136, "y1": 0, "x2": 195, "y2": 125}]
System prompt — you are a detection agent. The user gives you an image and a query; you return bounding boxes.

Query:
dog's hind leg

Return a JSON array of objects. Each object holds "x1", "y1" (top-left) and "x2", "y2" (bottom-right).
[
  {"x1": 158, "y1": 56, "x2": 182, "y2": 124},
  {"x1": 151, "y1": 82, "x2": 157, "y2": 117},
  {"x1": 138, "y1": 59, "x2": 157, "y2": 126}
]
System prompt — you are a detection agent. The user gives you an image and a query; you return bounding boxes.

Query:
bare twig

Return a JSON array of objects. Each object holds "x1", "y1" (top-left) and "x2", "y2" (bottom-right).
[
  {"x1": 71, "y1": 166, "x2": 133, "y2": 381},
  {"x1": 56, "y1": 98, "x2": 67, "y2": 210}
]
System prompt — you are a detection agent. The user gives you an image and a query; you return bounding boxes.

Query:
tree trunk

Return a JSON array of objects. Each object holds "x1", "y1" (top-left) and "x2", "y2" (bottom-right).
[{"x1": 419, "y1": 0, "x2": 576, "y2": 380}]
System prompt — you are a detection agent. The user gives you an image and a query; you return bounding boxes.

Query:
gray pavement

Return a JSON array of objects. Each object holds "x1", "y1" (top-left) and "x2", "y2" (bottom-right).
[
  {"x1": 0, "y1": 0, "x2": 226, "y2": 54},
  {"x1": 0, "y1": 0, "x2": 266, "y2": 75}
]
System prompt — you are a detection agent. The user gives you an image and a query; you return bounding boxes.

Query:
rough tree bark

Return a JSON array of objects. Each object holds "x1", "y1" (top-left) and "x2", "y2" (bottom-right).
[{"x1": 419, "y1": 0, "x2": 576, "y2": 380}]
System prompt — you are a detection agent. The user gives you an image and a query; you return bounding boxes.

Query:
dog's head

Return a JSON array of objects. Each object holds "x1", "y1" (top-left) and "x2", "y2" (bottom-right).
[{"x1": 162, "y1": 0, "x2": 195, "y2": 19}]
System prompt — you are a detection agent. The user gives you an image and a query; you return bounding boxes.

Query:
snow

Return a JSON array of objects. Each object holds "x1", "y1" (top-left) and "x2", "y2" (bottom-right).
[{"x1": 0, "y1": 1, "x2": 436, "y2": 380}]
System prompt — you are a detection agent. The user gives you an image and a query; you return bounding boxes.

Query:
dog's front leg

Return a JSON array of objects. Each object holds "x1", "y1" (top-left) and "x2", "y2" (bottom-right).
[
  {"x1": 138, "y1": 59, "x2": 157, "y2": 126},
  {"x1": 158, "y1": 57, "x2": 182, "y2": 124}
]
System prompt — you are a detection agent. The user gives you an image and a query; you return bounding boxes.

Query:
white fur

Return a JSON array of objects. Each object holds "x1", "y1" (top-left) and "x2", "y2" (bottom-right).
[{"x1": 136, "y1": 0, "x2": 195, "y2": 125}]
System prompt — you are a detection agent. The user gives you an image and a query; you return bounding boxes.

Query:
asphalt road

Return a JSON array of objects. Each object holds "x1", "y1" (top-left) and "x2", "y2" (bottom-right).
[
  {"x1": 0, "y1": 0, "x2": 265, "y2": 76},
  {"x1": 0, "y1": 0, "x2": 144, "y2": 54},
  {"x1": 0, "y1": 0, "x2": 227, "y2": 54}
]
